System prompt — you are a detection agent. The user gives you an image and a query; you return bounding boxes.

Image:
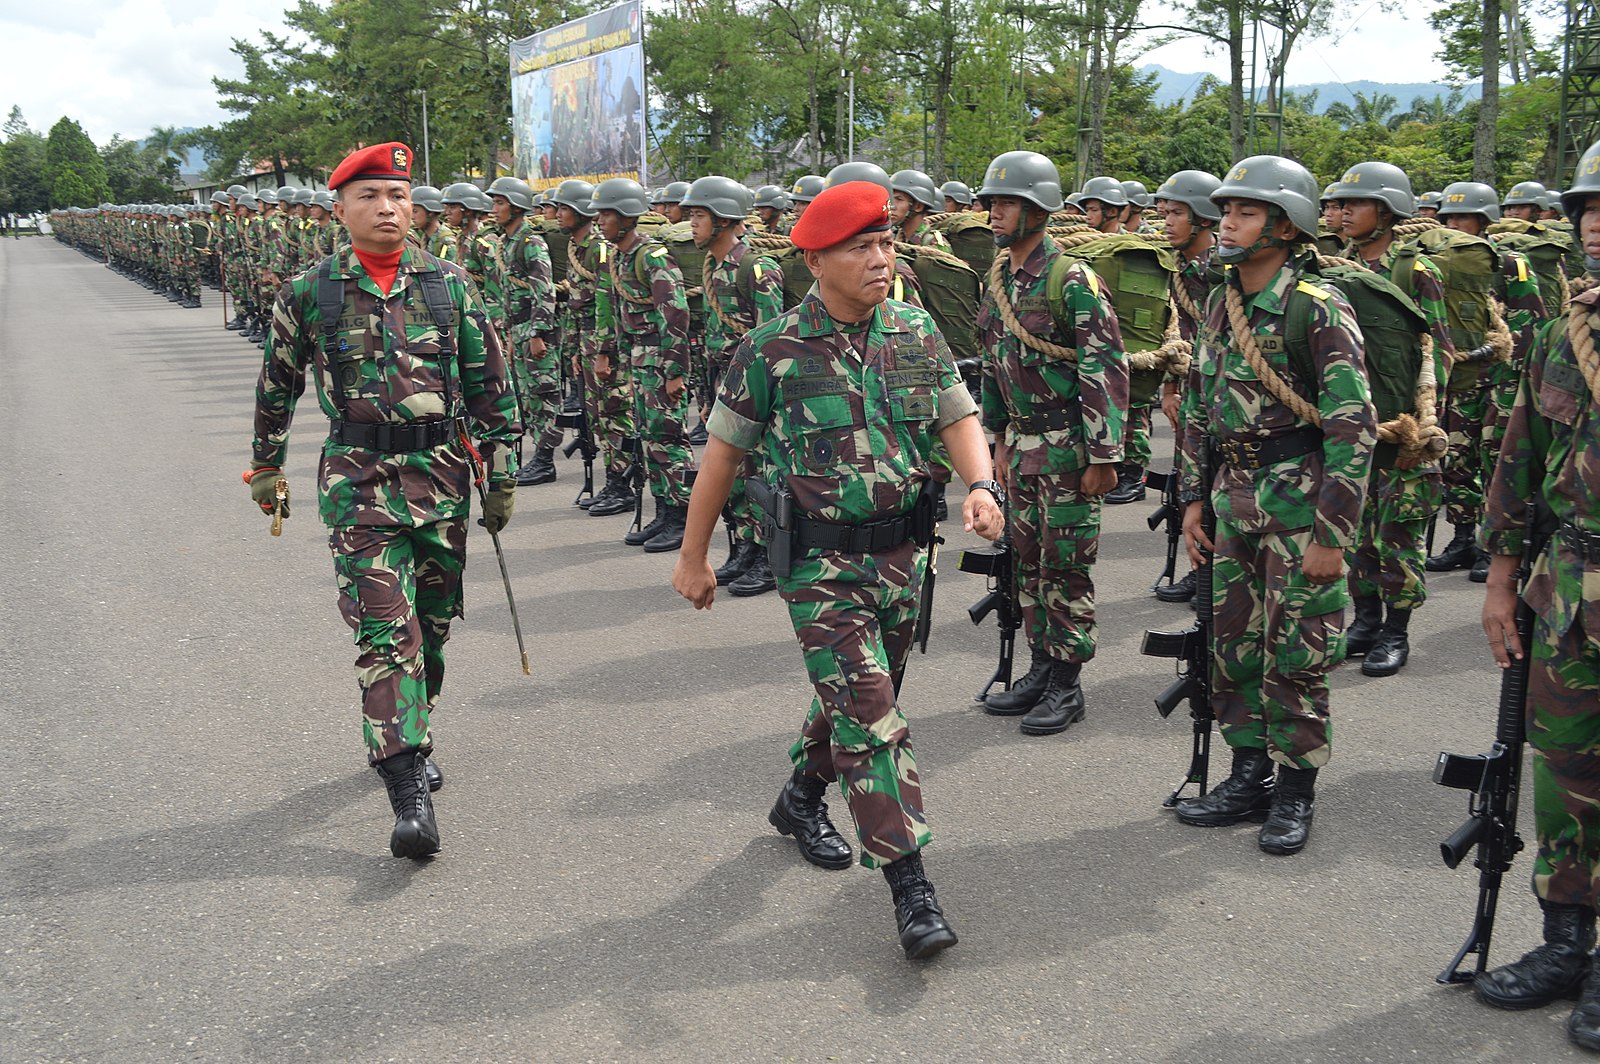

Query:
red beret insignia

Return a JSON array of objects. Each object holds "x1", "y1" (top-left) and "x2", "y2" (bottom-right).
[{"x1": 328, "y1": 141, "x2": 414, "y2": 191}]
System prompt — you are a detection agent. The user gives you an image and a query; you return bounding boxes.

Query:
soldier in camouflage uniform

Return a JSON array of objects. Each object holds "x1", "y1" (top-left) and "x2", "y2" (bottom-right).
[
  {"x1": 592, "y1": 177, "x2": 698, "y2": 552},
  {"x1": 681, "y1": 175, "x2": 785, "y2": 593},
  {"x1": 1472, "y1": 153, "x2": 1600, "y2": 1052},
  {"x1": 486, "y1": 176, "x2": 560, "y2": 487},
  {"x1": 246, "y1": 143, "x2": 519, "y2": 861},
  {"x1": 1175, "y1": 156, "x2": 1377, "y2": 856},
  {"x1": 1328, "y1": 161, "x2": 1455, "y2": 678},
  {"x1": 671, "y1": 180, "x2": 1005, "y2": 960},
  {"x1": 1120, "y1": 179, "x2": 1157, "y2": 235},
  {"x1": 789, "y1": 175, "x2": 825, "y2": 226},
  {"x1": 410, "y1": 185, "x2": 457, "y2": 263},
  {"x1": 889, "y1": 170, "x2": 951, "y2": 250},
  {"x1": 752, "y1": 185, "x2": 792, "y2": 236},
  {"x1": 1151, "y1": 168, "x2": 1224, "y2": 604},
  {"x1": 977, "y1": 151, "x2": 1129, "y2": 736},
  {"x1": 255, "y1": 188, "x2": 291, "y2": 347},
  {"x1": 940, "y1": 180, "x2": 975, "y2": 215}
]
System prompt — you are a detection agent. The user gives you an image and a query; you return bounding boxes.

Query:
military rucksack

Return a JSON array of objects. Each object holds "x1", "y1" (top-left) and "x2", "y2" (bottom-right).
[
  {"x1": 1402, "y1": 226, "x2": 1499, "y2": 390},
  {"x1": 1488, "y1": 218, "x2": 1572, "y2": 317},
  {"x1": 653, "y1": 220, "x2": 707, "y2": 328},
  {"x1": 535, "y1": 217, "x2": 570, "y2": 288},
  {"x1": 1046, "y1": 232, "x2": 1178, "y2": 403},
  {"x1": 933, "y1": 212, "x2": 997, "y2": 282},
  {"x1": 899, "y1": 243, "x2": 981, "y2": 365}
]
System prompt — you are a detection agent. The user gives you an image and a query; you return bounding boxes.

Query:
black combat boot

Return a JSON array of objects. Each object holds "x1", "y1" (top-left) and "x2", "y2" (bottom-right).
[
  {"x1": 882, "y1": 851, "x2": 958, "y2": 960},
  {"x1": 714, "y1": 540, "x2": 759, "y2": 585},
  {"x1": 514, "y1": 447, "x2": 557, "y2": 486},
  {"x1": 1258, "y1": 765, "x2": 1317, "y2": 855},
  {"x1": 589, "y1": 470, "x2": 636, "y2": 517},
  {"x1": 623, "y1": 498, "x2": 666, "y2": 545},
  {"x1": 1474, "y1": 900, "x2": 1596, "y2": 1010},
  {"x1": 1361, "y1": 608, "x2": 1412, "y2": 677},
  {"x1": 768, "y1": 769, "x2": 853, "y2": 870},
  {"x1": 423, "y1": 755, "x2": 444, "y2": 793},
  {"x1": 245, "y1": 317, "x2": 265, "y2": 344},
  {"x1": 372, "y1": 749, "x2": 441, "y2": 859},
  {"x1": 1469, "y1": 550, "x2": 1491, "y2": 583},
  {"x1": 642, "y1": 505, "x2": 688, "y2": 553},
  {"x1": 1344, "y1": 595, "x2": 1384, "y2": 658},
  {"x1": 1155, "y1": 569, "x2": 1197, "y2": 603},
  {"x1": 226, "y1": 313, "x2": 245, "y2": 331},
  {"x1": 1426, "y1": 522, "x2": 1479, "y2": 571},
  {"x1": 1175, "y1": 747, "x2": 1275, "y2": 826},
  {"x1": 983, "y1": 645, "x2": 1054, "y2": 716},
  {"x1": 1104, "y1": 463, "x2": 1147, "y2": 504},
  {"x1": 1570, "y1": 949, "x2": 1600, "y2": 1050},
  {"x1": 729, "y1": 548, "x2": 777, "y2": 596},
  {"x1": 688, "y1": 422, "x2": 709, "y2": 445},
  {"x1": 1019, "y1": 661, "x2": 1086, "y2": 736}
]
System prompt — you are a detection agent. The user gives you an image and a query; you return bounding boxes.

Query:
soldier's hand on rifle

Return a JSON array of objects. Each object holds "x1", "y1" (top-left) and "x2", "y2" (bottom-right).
[
  {"x1": 480, "y1": 481, "x2": 515, "y2": 535},
  {"x1": 1182, "y1": 500, "x2": 1214, "y2": 568},
  {"x1": 1080, "y1": 462, "x2": 1117, "y2": 498},
  {"x1": 1482, "y1": 556, "x2": 1524, "y2": 668},
  {"x1": 963, "y1": 490, "x2": 1004, "y2": 541},
  {"x1": 244, "y1": 467, "x2": 289, "y2": 517}
]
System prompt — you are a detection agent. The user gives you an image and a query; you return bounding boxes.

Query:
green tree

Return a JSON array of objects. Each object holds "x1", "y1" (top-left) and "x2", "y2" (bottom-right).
[
  {"x1": 44, "y1": 117, "x2": 109, "y2": 207},
  {"x1": 0, "y1": 108, "x2": 50, "y2": 217}
]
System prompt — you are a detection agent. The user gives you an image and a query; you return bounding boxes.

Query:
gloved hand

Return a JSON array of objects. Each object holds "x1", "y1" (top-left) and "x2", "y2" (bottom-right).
[
  {"x1": 480, "y1": 482, "x2": 515, "y2": 535},
  {"x1": 244, "y1": 467, "x2": 290, "y2": 517}
]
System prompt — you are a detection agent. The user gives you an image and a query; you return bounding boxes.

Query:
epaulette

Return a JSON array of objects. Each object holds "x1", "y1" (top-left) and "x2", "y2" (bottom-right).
[{"x1": 1296, "y1": 280, "x2": 1331, "y2": 300}]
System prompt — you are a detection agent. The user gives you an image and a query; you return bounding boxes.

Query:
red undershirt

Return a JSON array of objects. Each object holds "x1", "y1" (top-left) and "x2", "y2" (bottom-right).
[{"x1": 353, "y1": 247, "x2": 403, "y2": 295}]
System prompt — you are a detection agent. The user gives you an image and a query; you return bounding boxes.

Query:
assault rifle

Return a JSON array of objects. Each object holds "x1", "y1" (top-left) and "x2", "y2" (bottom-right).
[
  {"x1": 556, "y1": 370, "x2": 597, "y2": 506},
  {"x1": 1434, "y1": 511, "x2": 1554, "y2": 984},
  {"x1": 913, "y1": 485, "x2": 944, "y2": 655},
  {"x1": 958, "y1": 508, "x2": 1018, "y2": 704},
  {"x1": 1141, "y1": 455, "x2": 1215, "y2": 807},
  {"x1": 1145, "y1": 465, "x2": 1183, "y2": 594}
]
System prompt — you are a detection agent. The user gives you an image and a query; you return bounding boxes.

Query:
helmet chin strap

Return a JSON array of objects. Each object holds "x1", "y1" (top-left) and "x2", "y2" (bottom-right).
[
  {"x1": 995, "y1": 206, "x2": 1049, "y2": 248},
  {"x1": 695, "y1": 218, "x2": 734, "y2": 249},
  {"x1": 1216, "y1": 205, "x2": 1290, "y2": 264}
]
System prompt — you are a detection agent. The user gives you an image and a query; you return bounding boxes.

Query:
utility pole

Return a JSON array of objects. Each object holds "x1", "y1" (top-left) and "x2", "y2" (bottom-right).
[
  {"x1": 421, "y1": 89, "x2": 432, "y2": 185},
  {"x1": 841, "y1": 69, "x2": 855, "y2": 159}
]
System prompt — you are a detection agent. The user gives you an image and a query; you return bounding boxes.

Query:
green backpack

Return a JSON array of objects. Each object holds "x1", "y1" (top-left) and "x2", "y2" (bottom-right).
[
  {"x1": 1405, "y1": 226, "x2": 1498, "y2": 387},
  {"x1": 1045, "y1": 233, "x2": 1177, "y2": 403},
  {"x1": 535, "y1": 217, "x2": 570, "y2": 287},
  {"x1": 1283, "y1": 261, "x2": 1429, "y2": 469},
  {"x1": 934, "y1": 213, "x2": 998, "y2": 282},
  {"x1": 652, "y1": 220, "x2": 707, "y2": 328},
  {"x1": 900, "y1": 244, "x2": 982, "y2": 365},
  {"x1": 1488, "y1": 218, "x2": 1572, "y2": 317}
]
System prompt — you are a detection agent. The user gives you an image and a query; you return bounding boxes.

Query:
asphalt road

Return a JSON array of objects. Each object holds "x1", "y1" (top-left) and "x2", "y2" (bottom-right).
[{"x1": 3, "y1": 236, "x2": 1585, "y2": 1063}]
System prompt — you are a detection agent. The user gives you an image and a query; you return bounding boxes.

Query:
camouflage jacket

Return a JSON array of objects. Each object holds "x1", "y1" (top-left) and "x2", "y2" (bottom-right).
[
  {"x1": 704, "y1": 239, "x2": 784, "y2": 364},
  {"x1": 425, "y1": 222, "x2": 458, "y2": 264},
  {"x1": 601, "y1": 234, "x2": 692, "y2": 377},
  {"x1": 1180, "y1": 263, "x2": 1377, "y2": 548},
  {"x1": 977, "y1": 233, "x2": 1130, "y2": 476},
  {"x1": 258, "y1": 213, "x2": 291, "y2": 276},
  {"x1": 499, "y1": 218, "x2": 555, "y2": 338},
  {"x1": 565, "y1": 228, "x2": 615, "y2": 358},
  {"x1": 252, "y1": 245, "x2": 520, "y2": 528},
  {"x1": 1172, "y1": 241, "x2": 1219, "y2": 344},
  {"x1": 1497, "y1": 245, "x2": 1550, "y2": 357},
  {"x1": 902, "y1": 220, "x2": 950, "y2": 250},
  {"x1": 1481, "y1": 288, "x2": 1600, "y2": 639},
  {"x1": 461, "y1": 227, "x2": 501, "y2": 320},
  {"x1": 707, "y1": 294, "x2": 977, "y2": 524}
]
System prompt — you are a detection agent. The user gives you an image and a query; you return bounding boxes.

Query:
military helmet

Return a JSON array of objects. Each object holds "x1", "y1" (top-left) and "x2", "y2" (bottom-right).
[
  {"x1": 1562, "y1": 140, "x2": 1600, "y2": 219},
  {"x1": 485, "y1": 175, "x2": 535, "y2": 210},
  {"x1": 683, "y1": 176, "x2": 755, "y2": 220},
  {"x1": 468, "y1": 189, "x2": 495, "y2": 213},
  {"x1": 209, "y1": 190, "x2": 231, "y2": 206},
  {"x1": 442, "y1": 182, "x2": 479, "y2": 206},
  {"x1": 276, "y1": 186, "x2": 297, "y2": 203},
  {"x1": 237, "y1": 193, "x2": 259, "y2": 211},
  {"x1": 1438, "y1": 181, "x2": 1502, "y2": 222},
  {"x1": 650, "y1": 187, "x2": 667, "y2": 203},
  {"x1": 1320, "y1": 183, "x2": 1340, "y2": 206},
  {"x1": 1210, "y1": 155, "x2": 1321, "y2": 238},
  {"x1": 1078, "y1": 176, "x2": 1129, "y2": 208},
  {"x1": 226, "y1": 184, "x2": 248, "y2": 198},
  {"x1": 293, "y1": 188, "x2": 316, "y2": 206},
  {"x1": 411, "y1": 185, "x2": 446, "y2": 213},
  {"x1": 1502, "y1": 180, "x2": 1547, "y2": 208},
  {"x1": 1155, "y1": 169, "x2": 1222, "y2": 222},
  {"x1": 661, "y1": 180, "x2": 691, "y2": 203},
  {"x1": 890, "y1": 169, "x2": 940, "y2": 210},
  {"x1": 939, "y1": 180, "x2": 975, "y2": 207},
  {"x1": 976, "y1": 151, "x2": 1065, "y2": 212},
  {"x1": 752, "y1": 184, "x2": 791, "y2": 211},
  {"x1": 1326, "y1": 161, "x2": 1415, "y2": 218},
  {"x1": 1539, "y1": 188, "x2": 1563, "y2": 211},
  {"x1": 1120, "y1": 179, "x2": 1154, "y2": 209},
  {"x1": 551, "y1": 179, "x2": 598, "y2": 217},
  {"x1": 312, "y1": 191, "x2": 336, "y2": 211},
  {"x1": 255, "y1": 187, "x2": 279, "y2": 205},
  {"x1": 825, "y1": 161, "x2": 892, "y2": 191},
  {"x1": 1417, "y1": 190, "x2": 1445, "y2": 211},
  {"x1": 790, "y1": 174, "x2": 826, "y2": 202},
  {"x1": 590, "y1": 177, "x2": 651, "y2": 218}
]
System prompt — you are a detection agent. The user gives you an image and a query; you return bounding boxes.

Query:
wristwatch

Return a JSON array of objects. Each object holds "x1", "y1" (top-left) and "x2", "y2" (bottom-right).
[{"x1": 967, "y1": 479, "x2": 1007, "y2": 507}]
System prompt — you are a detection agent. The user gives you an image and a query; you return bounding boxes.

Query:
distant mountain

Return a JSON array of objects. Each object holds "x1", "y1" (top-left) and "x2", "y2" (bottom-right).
[{"x1": 1139, "y1": 63, "x2": 1480, "y2": 114}]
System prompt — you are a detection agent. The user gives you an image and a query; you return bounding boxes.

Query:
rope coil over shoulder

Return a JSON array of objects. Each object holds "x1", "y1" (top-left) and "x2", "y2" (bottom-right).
[
  {"x1": 987, "y1": 254, "x2": 1078, "y2": 361},
  {"x1": 1572, "y1": 303, "x2": 1600, "y2": 400}
]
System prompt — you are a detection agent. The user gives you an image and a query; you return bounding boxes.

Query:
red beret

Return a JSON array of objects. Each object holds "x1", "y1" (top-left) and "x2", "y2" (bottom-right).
[
  {"x1": 328, "y1": 142, "x2": 413, "y2": 191},
  {"x1": 790, "y1": 181, "x2": 892, "y2": 250}
]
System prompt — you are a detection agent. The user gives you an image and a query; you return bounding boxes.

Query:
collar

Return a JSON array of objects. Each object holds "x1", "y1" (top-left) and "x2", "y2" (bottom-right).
[{"x1": 792, "y1": 294, "x2": 911, "y2": 340}]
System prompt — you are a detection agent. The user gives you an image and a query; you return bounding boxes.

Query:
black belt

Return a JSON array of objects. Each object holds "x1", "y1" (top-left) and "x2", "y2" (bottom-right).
[
  {"x1": 795, "y1": 509, "x2": 928, "y2": 553},
  {"x1": 329, "y1": 418, "x2": 461, "y2": 453},
  {"x1": 1011, "y1": 408, "x2": 1073, "y2": 435},
  {"x1": 1559, "y1": 522, "x2": 1600, "y2": 563},
  {"x1": 1216, "y1": 426, "x2": 1323, "y2": 471}
]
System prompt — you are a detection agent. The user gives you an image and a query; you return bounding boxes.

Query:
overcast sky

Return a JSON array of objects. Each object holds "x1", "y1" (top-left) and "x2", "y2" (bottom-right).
[{"x1": 0, "y1": 1, "x2": 1556, "y2": 148}]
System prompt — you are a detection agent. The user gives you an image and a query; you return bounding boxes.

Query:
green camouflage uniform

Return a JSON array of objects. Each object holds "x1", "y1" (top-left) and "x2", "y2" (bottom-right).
[
  {"x1": 707, "y1": 294, "x2": 978, "y2": 868},
  {"x1": 978, "y1": 235, "x2": 1128, "y2": 663},
  {"x1": 601, "y1": 234, "x2": 697, "y2": 506},
  {"x1": 705, "y1": 239, "x2": 784, "y2": 543},
  {"x1": 568, "y1": 230, "x2": 633, "y2": 479},
  {"x1": 1180, "y1": 264, "x2": 1377, "y2": 769},
  {"x1": 1481, "y1": 290, "x2": 1600, "y2": 906},
  {"x1": 499, "y1": 217, "x2": 559, "y2": 453},
  {"x1": 251, "y1": 246, "x2": 520, "y2": 764}
]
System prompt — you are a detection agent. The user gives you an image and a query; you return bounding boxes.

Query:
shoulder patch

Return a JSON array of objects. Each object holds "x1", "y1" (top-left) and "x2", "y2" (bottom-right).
[
  {"x1": 1413, "y1": 259, "x2": 1428, "y2": 272},
  {"x1": 1296, "y1": 280, "x2": 1331, "y2": 301},
  {"x1": 1516, "y1": 257, "x2": 1529, "y2": 283},
  {"x1": 648, "y1": 247, "x2": 668, "y2": 259},
  {"x1": 753, "y1": 263, "x2": 763, "y2": 280}
]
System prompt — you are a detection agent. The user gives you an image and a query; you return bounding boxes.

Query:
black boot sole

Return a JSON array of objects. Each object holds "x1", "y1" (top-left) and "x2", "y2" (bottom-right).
[
  {"x1": 389, "y1": 821, "x2": 441, "y2": 860},
  {"x1": 1258, "y1": 830, "x2": 1311, "y2": 856},
  {"x1": 982, "y1": 698, "x2": 1037, "y2": 717},
  {"x1": 902, "y1": 924, "x2": 958, "y2": 960},
  {"x1": 767, "y1": 806, "x2": 853, "y2": 870},
  {"x1": 1019, "y1": 707, "x2": 1086, "y2": 736},
  {"x1": 1475, "y1": 979, "x2": 1585, "y2": 1011},
  {"x1": 1174, "y1": 799, "x2": 1274, "y2": 827}
]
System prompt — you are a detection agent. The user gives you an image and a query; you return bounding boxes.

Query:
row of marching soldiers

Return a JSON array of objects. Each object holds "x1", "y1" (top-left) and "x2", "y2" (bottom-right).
[{"x1": 49, "y1": 202, "x2": 217, "y2": 307}]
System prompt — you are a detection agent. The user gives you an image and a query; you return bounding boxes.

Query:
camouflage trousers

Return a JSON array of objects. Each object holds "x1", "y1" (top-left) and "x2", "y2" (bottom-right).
[
  {"x1": 1528, "y1": 611, "x2": 1600, "y2": 907},
  {"x1": 1484, "y1": 360, "x2": 1520, "y2": 481},
  {"x1": 581, "y1": 346, "x2": 635, "y2": 477},
  {"x1": 226, "y1": 255, "x2": 253, "y2": 316},
  {"x1": 1440, "y1": 383, "x2": 1493, "y2": 526},
  {"x1": 706, "y1": 353, "x2": 763, "y2": 544},
  {"x1": 1123, "y1": 401, "x2": 1155, "y2": 470},
  {"x1": 1348, "y1": 467, "x2": 1443, "y2": 609},
  {"x1": 330, "y1": 520, "x2": 466, "y2": 764},
  {"x1": 515, "y1": 327, "x2": 563, "y2": 453},
  {"x1": 628, "y1": 342, "x2": 695, "y2": 506},
  {"x1": 780, "y1": 539, "x2": 931, "y2": 869},
  {"x1": 1009, "y1": 468, "x2": 1102, "y2": 663},
  {"x1": 1212, "y1": 522, "x2": 1348, "y2": 769}
]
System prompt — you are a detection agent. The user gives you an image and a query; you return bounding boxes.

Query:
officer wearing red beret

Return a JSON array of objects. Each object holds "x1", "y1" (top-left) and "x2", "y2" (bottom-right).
[
  {"x1": 672, "y1": 181, "x2": 1006, "y2": 960},
  {"x1": 245, "y1": 142, "x2": 521, "y2": 860}
]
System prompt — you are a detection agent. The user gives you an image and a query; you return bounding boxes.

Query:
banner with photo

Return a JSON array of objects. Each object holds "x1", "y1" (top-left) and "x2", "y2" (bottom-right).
[{"x1": 509, "y1": 0, "x2": 646, "y2": 190}]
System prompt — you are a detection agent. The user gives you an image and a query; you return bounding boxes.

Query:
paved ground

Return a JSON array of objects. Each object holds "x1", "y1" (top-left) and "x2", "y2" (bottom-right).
[{"x1": 4, "y1": 236, "x2": 1589, "y2": 1063}]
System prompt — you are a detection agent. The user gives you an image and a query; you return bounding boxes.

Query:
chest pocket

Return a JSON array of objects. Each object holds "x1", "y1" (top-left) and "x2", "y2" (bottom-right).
[
  {"x1": 1539, "y1": 358, "x2": 1587, "y2": 429},
  {"x1": 331, "y1": 303, "x2": 372, "y2": 393},
  {"x1": 886, "y1": 367, "x2": 939, "y2": 422},
  {"x1": 785, "y1": 387, "x2": 856, "y2": 474}
]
